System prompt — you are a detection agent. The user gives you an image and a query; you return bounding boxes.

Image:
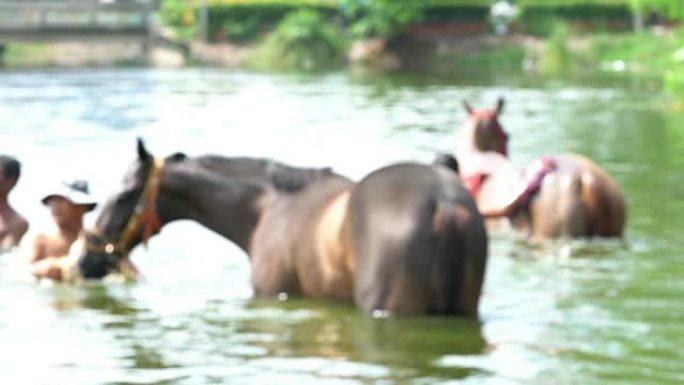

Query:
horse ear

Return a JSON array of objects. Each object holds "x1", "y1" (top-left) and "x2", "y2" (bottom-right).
[
  {"x1": 433, "y1": 153, "x2": 460, "y2": 175},
  {"x1": 168, "y1": 152, "x2": 187, "y2": 163},
  {"x1": 496, "y1": 97, "x2": 505, "y2": 115},
  {"x1": 136, "y1": 138, "x2": 151, "y2": 163},
  {"x1": 463, "y1": 100, "x2": 473, "y2": 114}
]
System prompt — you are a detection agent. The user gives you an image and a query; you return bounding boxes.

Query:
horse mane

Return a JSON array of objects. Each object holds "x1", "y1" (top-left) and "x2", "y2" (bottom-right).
[
  {"x1": 269, "y1": 163, "x2": 335, "y2": 192},
  {"x1": 195, "y1": 155, "x2": 335, "y2": 193}
]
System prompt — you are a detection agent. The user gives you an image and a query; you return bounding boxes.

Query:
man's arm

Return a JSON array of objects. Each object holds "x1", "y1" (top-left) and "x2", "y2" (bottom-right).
[
  {"x1": 480, "y1": 199, "x2": 520, "y2": 218},
  {"x1": 27, "y1": 233, "x2": 46, "y2": 264},
  {"x1": 479, "y1": 188, "x2": 527, "y2": 219},
  {"x1": 15, "y1": 217, "x2": 29, "y2": 246},
  {"x1": 24, "y1": 233, "x2": 65, "y2": 281}
]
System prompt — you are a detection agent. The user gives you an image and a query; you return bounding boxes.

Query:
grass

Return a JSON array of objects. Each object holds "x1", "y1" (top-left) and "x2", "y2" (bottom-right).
[
  {"x1": 536, "y1": 26, "x2": 682, "y2": 99},
  {"x1": 586, "y1": 27, "x2": 684, "y2": 98},
  {"x1": 1, "y1": 44, "x2": 54, "y2": 67},
  {"x1": 539, "y1": 20, "x2": 574, "y2": 74},
  {"x1": 588, "y1": 28, "x2": 684, "y2": 75}
]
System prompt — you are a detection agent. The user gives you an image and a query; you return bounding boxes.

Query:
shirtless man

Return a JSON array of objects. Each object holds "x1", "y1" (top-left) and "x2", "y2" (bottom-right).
[
  {"x1": 28, "y1": 179, "x2": 96, "y2": 281},
  {"x1": 433, "y1": 153, "x2": 556, "y2": 220},
  {"x1": 0, "y1": 156, "x2": 29, "y2": 250}
]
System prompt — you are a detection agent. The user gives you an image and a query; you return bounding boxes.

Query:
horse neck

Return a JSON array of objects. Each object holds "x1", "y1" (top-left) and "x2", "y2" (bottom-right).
[
  {"x1": 156, "y1": 166, "x2": 270, "y2": 253},
  {"x1": 456, "y1": 121, "x2": 487, "y2": 176},
  {"x1": 456, "y1": 119, "x2": 482, "y2": 155},
  {"x1": 457, "y1": 117, "x2": 512, "y2": 177}
]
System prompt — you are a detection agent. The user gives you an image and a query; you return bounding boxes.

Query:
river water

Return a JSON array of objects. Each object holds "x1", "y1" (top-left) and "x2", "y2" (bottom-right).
[{"x1": 0, "y1": 68, "x2": 682, "y2": 385}]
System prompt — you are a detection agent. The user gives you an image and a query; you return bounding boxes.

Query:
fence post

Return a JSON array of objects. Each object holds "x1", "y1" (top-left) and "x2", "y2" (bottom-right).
[
  {"x1": 142, "y1": 0, "x2": 156, "y2": 61},
  {"x1": 199, "y1": 0, "x2": 208, "y2": 42},
  {"x1": 630, "y1": 1, "x2": 644, "y2": 33}
]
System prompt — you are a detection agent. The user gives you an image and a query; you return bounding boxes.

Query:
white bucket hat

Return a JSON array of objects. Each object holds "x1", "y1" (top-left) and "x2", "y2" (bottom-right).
[{"x1": 41, "y1": 179, "x2": 97, "y2": 212}]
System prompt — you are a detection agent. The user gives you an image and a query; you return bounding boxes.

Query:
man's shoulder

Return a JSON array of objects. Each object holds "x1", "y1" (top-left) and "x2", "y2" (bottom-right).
[
  {"x1": 15, "y1": 214, "x2": 29, "y2": 232},
  {"x1": 15, "y1": 210, "x2": 28, "y2": 224},
  {"x1": 4, "y1": 208, "x2": 28, "y2": 228},
  {"x1": 28, "y1": 227, "x2": 55, "y2": 246}
]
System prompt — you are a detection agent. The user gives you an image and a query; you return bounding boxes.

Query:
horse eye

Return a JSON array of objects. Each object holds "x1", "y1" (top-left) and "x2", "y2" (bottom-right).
[{"x1": 116, "y1": 191, "x2": 135, "y2": 204}]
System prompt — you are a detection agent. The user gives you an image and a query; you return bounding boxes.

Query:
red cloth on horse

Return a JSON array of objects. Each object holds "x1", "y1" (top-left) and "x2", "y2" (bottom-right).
[
  {"x1": 517, "y1": 157, "x2": 557, "y2": 209},
  {"x1": 464, "y1": 173, "x2": 488, "y2": 197},
  {"x1": 463, "y1": 157, "x2": 557, "y2": 211}
]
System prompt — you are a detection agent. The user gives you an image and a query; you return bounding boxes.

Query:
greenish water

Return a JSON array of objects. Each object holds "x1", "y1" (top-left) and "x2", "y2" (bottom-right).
[{"x1": 0, "y1": 69, "x2": 682, "y2": 385}]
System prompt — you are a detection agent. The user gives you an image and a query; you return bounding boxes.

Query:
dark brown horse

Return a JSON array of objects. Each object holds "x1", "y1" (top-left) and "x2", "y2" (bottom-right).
[
  {"x1": 78, "y1": 140, "x2": 487, "y2": 317},
  {"x1": 455, "y1": 98, "x2": 626, "y2": 240}
]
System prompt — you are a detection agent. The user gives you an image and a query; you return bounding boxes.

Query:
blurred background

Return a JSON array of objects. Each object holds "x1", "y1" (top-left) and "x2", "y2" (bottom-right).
[{"x1": 0, "y1": 1, "x2": 683, "y2": 385}]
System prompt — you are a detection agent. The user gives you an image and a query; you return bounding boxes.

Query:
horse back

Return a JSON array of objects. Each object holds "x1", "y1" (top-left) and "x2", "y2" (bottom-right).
[
  {"x1": 565, "y1": 154, "x2": 625, "y2": 236},
  {"x1": 249, "y1": 175, "x2": 354, "y2": 299},
  {"x1": 527, "y1": 154, "x2": 626, "y2": 238},
  {"x1": 348, "y1": 163, "x2": 487, "y2": 317}
]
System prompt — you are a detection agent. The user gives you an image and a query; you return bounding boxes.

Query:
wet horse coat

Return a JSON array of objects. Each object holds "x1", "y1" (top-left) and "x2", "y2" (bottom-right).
[
  {"x1": 80, "y1": 141, "x2": 488, "y2": 317},
  {"x1": 456, "y1": 99, "x2": 626, "y2": 239}
]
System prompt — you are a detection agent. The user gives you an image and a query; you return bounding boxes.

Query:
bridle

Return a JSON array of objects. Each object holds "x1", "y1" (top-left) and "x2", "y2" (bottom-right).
[{"x1": 85, "y1": 157, "x2": 165, "y2": 264}]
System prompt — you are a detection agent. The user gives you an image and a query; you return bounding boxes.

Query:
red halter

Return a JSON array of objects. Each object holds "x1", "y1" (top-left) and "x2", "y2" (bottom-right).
[{"x1": 87, "y1": 157, "x2": 164, "y2": 258}]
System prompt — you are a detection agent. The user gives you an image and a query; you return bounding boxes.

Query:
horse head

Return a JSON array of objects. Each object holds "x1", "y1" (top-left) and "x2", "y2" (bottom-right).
[
  {"x1": 79, "y1": 139, "x2": 180, "y2": 279},
  {"x1": 461, "y1": 97, "x2": 509, "y2": 156},
  {"x1": 78, "y1": 138, "x2": 332, "y2": 279}
]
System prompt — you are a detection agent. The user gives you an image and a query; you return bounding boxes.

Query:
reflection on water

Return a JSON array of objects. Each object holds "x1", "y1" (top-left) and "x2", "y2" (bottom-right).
[{"x1": 0, "y1": 68, "x2": 683, "y2": 384}]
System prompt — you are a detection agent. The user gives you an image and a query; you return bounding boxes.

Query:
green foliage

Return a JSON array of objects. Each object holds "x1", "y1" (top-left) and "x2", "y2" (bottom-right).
[
  {"x1": 1, "y1": 44, "x2": 53, "y2": 67},
  {"x1": 519, "y1": 3, "x2": 632, "y2": 36},
  {"x1": 220, "y1": 16, "x2": 260, "y2": 42},
  {"x1": 423, "y1": 5, "x2": 490, "y2": 23},
  {"x1": 648, "y1": 29, "x2": 684, "y2": 97},
  {"x1": 339, "y1": 0, "x2": 427, "y2": 38},
  {"x1": 247, "y1": 9, "x2": 347, "y2": 70},
  {"x1": 208, "y1": 0, "x2": 336, "y2": 6},
  {"x1": 159, "y1": 0, "x2": 198, "y2": 40},
  {"x1": 539, "y1": 20, "x2": 575, "y2": 74},
  {"x1": 664, "y1": 66, "x2": 684, "y2": 97},
  {"x1": 518, "y1": 0, "x2": 683, "y2": 22},
  {"x1": 584, "y1": 26, "x2": 684, "y2": 98},
  {"x1": 590, "y1": 27, "x2": 684, "y2": 72},
  {"x1": 519, "y1": 0, "x2": 628, "y2": 5},
  {"x1": 630, "y1": 0, "x2": 684, "y2": 21},
  {"x1": 161, "y1": 0, "x2": 684, "y2": 42},
  {"x1": 209, "y1": 9, "x2": 277, "y2": 42},
  {"x1": 159, "y1": 0, "x2": 338, "y2": 42},
  {"x1": 209, "y1": 3, "x2": 338, "y2": 42}
]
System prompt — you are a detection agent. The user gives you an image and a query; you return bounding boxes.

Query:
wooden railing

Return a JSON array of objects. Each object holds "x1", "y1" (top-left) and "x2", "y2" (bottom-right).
[{"x1": 0, "y1": 0, "x2": 156, "y2": 43}]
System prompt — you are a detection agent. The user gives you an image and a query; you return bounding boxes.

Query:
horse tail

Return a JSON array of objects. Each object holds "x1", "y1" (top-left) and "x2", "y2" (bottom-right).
[
  {"x1": 580, "y1": 171, "x2": 626, "y2": 237},
  {"x1": 429, "y1": 202, "x2": 487, "y2": 317},
  {"x1": 561, "y1": 153, "x2": 626, "y2": 237},
  {"x1": 351, "y1": 197, "x2": 486, "y2": 317},
  {"x1": 349, "y1": 163, "x2": 487, "y2": 317}
]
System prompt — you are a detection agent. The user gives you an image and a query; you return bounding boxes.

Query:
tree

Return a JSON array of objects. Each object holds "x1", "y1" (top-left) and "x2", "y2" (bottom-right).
[
  {"x1": 339, "y1": 0, "x2": 427, "y2": 39},
  {"x1": 630, "y1": 0, "x2": 684, "y2": 27}
]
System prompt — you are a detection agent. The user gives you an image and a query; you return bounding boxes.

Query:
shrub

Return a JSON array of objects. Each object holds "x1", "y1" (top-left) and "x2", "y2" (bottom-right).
[
  {"x1": 539, "y1": 20, "x2": 574, "y2": 74},
  {"x1": 631, "y1": 0, "x2": 684, "y2": 21},
  {"x1": 339, "y1": 0, "x2": 428, "y2": 38},
  {"x1": 518, "y1": 3, "x2": 632, "y2": 36},
  {"x1": 159, "y1": 0, "x2": 338, "y2": 42},
  {"x1": 247, "y1": 9, "x2": 347, "y2": 70},
  {"x1": 159, "y1": 0, "x2": 199, "y2": 40},
  {"x1": 207, "y1": 3, "x2": 337, "y2": 42}
]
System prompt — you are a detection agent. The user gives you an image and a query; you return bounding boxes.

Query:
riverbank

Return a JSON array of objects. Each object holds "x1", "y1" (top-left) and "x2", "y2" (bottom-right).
[
  {"x1": 586, "y1": 27, "x2": 684, "y2": 95},
  {"x1": 2, "y1": 26, "x2": 683, "y2": 98},
  {"x1": 0, "y1": 33, "x2": 544, "y2": 71},
  {"x1": 1, "y1": 42, "x2": 151, "y2": 68}
]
